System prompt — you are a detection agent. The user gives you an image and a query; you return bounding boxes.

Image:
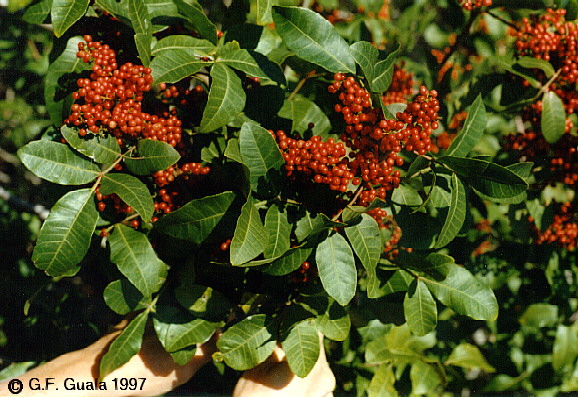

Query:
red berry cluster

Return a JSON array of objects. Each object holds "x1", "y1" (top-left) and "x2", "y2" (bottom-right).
[
  {"x1": 274, "y1": 132, "x2": 352, "y2": 192},
  {"x1": 64, "y1": 36, "x2": 183, "y2": 148},
  {"x1": 513, "y1": 9, "x2": 578, "y2": 131},
  {"x1": 152, "y1": 162, "x2": 211, "y2": 214},
  {"x1": 504, "y1": 132, "x2": 578, "y2": 186},
  {"x1": 459, "y1": 0, "x2": 492, "y2": 11},
  {"x1": 330, "y1": 73, "x2": 439, "y2": 205},
  {"x1": 535, "y1": 202, "x2": 578, "y2": 250},
  {"x1": 290, "y1": 261, "x2": 317, "y2": 284},
  {"x1": 381, "y1": 65, "x2": 414, "y2": 106}
]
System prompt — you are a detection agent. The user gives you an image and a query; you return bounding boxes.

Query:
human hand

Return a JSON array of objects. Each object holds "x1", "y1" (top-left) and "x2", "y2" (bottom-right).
[
  {"x1": 0, "y1": 319, "x2": 217, "y2": 397},
  {"x1": 232, "y1": 335, "x2": 335, "y2": 397}
]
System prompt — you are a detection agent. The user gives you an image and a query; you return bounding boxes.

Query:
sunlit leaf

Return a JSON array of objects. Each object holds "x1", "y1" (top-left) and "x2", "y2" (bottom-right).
[
  {"x1": 316, "y1": 232, "x2": 357, "y2": 306},
  {"x1": 425, "y1": 263, "x2": 498, "y2": 320},
  {"x1": 51, "y1": 0, "x2": 89, "y2": 37},
  {"x1": 200, "y1": 63, "x2": 246, "y2": 133},
  {"x1": 239, "y1": 121, "x2": 285, "y2": 194},
  {"x1": 445, "y1": 95, "x2": 487, "y2": 157},
  {"x1": 154, "y1": 191, "x2": 236, "y2": 243},
  {"x1": 272, "y1": 6, "x2": 355, "y2": 73},
  {"x1": 217, "y1": 314, "x2": 277, "y2": 370},
  {"x1": 124, "y1": 139, "x2": 181, "y2": 175},
  {"x1": 263, "y1": 204, "x2": 291, "y2": 259},
  {"x1": 542, "y1": 91, "x2": 566, "y2": 144},
  {"x1": 61, "y1": 125, "x2": 121, "y2": 166},
  {"x1": 344, "y1": 213, "x2": 381, "y2": 272},
  {"x1": 153, "y1": 305, "x2": 218, "y2": 353},
  {"x1": 230, "y1": 196, "x2": 268, "y2": 265},
  {"x1": 150, "y1": 49, "x2": 206, "y2": 84},
  {"x1": 404, "y1": 279, "x2": 437, "y2": 336},
  {"x1": 32, "y1": 189, "x2": 99, "y2": 277},
  {"x1": 446, "y1": 343, "x2": 496, "y2": 373},
  {"x1": 108, "y1": 224, "x2": 167, "y2": 297},
  {"x1": 100, "y1": 309, "x2": 149, "y2": 378},
  {"x1": 103, "y1": 279, "x2": 150, "y2": 315},
  {"x1": 435, "y1": 173, "x2": 466, "y2": 248},
  {"x1": 100, "y1": 173, "x2": 154, "y2": 222},
  {"x1": 18, "y1": 140, "x2": 100, "y2": 185},
  {"x1": 281, "y1": 320, "x2": 320, "y2": 377}
]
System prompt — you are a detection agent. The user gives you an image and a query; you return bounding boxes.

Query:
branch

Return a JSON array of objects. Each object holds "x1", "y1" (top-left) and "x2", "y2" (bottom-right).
[{"x1": 0, "y1": 184, "x2": 49, "y2": 220}]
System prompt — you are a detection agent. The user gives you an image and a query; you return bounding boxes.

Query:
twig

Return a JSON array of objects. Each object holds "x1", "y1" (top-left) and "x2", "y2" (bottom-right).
[{"x1": 0, "y1": 184, "x2": 49, "y2": 220}]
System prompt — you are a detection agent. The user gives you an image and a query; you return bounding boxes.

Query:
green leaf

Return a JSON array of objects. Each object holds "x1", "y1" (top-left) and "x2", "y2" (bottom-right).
[
  {"x1": 445, "y1": 95, "x2": 487, "y2": 157},
  {"x1": 134, "y1": 33, "x2": 152, "y2": 67},
  {"x1": 153, "y1": 306, "x2": 218, "y2": 353},
  {"x1": 154, "y1": 191, "x2": 236, "y2": 243},
  {"x1": 316, "y1": 232, "x2": 357, "y2": 306},
  {"x1": 272, "y1": 6, "x2": 355, "y2": 73},
  {"x1": 365, "y1": 324, "x2": 436, "y2": 364},
  {"x1": 552, "y1": 325, "x2": 578, "y2": 373},
  {"x1": 230, "y1": 196, "x2": 268, "y2": 265},
  {"x1": 61, "y1": 126, "x2": 121, "y2": 166},
  {"x1": 200, "y1": 63, "x2": 246, "y2": 133},
  {"x1": 516, "y1": 56, "x2": 555, "y2": 78},
  {"x1": 124, "y1": 139, "x2": 181, "y2": 175},
  {"x1": 263, "y1": 205, "x2": 291, "y2": 259},
  {"x1": 99, "y1": 309, "x2": 149, "y2": 378},
  {"x1": 32, "y1": 189, "x2": 99, "y2": 277},
  {"x1": 108, "y1": 224, "x2": 167, "y2": 297},
  {"x1": 256, "y1": 0, "x2": 275, "y2": 25},
  {"x1": 349, "y1": 41, "x2": 398, "y2": 93},
  {"x1": 45, "y1": 36, "x2": 93, "y2": 125},
  {"x1": 217, "y1": 314, "x2": 277, "y2": 370},
  {"x1": 425, "y1": 263, "x2": 498, "y2": 320},
  {"x1": 519, "y1": 304, "x2": 559, "y2": 327},
  {"x1": 542, "y1": 91, "x2": 566, "y2": 144},
  {"x1": 404, "y1": 279, "x2": 437, "y2": 336},
  {"x1": 150, "y1": 49, "x2": 206, "y2": 84},
  {"x1": 281, "y1": 320, "x2": 320, "y2": 377},
  {"x1": 435, "y1": 173, "x2": 466, "y2": 248},
  {"x1": 175, "y1": 284, "x2": 230, "y2": 321},
  {"x1": 100, "y1": 173, "x2": 154, "y2": 222},
  {"x1": 18, "y1": 140, "x2": 100, "y2": 185},
  {"x1": 278, "y1": 96, "x2": 332, "y2": 136},
  {"x1": 367, "y1": 363, "x2": 397, "y2": 397},
  {"x1": 103, "y1": 279, "x2": 149, "y2": 315},
  {"x1": 219, "y1": 49, "x2": 286, "y2": 86},
  {"x1": 315, "y1": 299, "x2": 351, "y2": 341},
  {"x1": 437, "y1": 156, "x2": 527, "y2": 199},
  {"x1": 152, "y1": 35, "x2": 216, "y2": 56},
  {"x1": 446, "y1": 343, "x2": 496, "y2": 373},
  {"x1": 262, "y1": 246, "x2": 313, "y2": 276},
  {"x1": 239, "y1": 121, "x2": 285, "y2": 194},
  {"x1": 344, "y1": 213, "x2": 381, "y2": 272},
  {"x1": 22, "y1": 0, "x2": 51, "y2": 23},
  {"x1": 51, "y1": 0, "x2": 90, "y2": 37},
  {"x1": 173, "y1": 0, "x2": 218, "y2": 44},
  {"x1": 391, "y1": 183, "x2": 423, "y2": 207},
  {"x1": 128, "y1": 0, "x2": 151, "y2": 36},
  {"x1": 410, "y1": 361, "x2": 442, "y2": 395}
]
